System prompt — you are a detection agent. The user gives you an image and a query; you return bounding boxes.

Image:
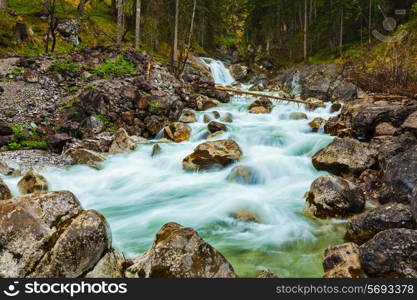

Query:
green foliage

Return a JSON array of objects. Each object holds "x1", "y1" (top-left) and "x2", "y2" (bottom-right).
[
  {"x1": 5, "y1": 142, "x2": 22, "y2": 151},
  {"x1": 94, "y1": 55, "x2": 136, "y2": 78},
  {"x1": 11, "y1": 67, "x2": 26, "y2": 76},
  {"x1": 67, "y1": 86, "x2": 79, "y2": 94},
  {"x1": 20, "y1": 140, "x2": 48, "y2": 149},
  {"x1": 84, "y1": 83, "x2": 94, "y2": 90},
  {"x1": 52, "y1": 58, "x2": 81, "y2": 73}
]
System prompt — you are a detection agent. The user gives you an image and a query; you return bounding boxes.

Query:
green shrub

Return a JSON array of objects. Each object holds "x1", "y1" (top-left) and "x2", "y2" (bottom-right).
[
  {"x1": 20, "y1": 140, "x2": 48, "y2": 149},
  {"x1": 52, "y1": 58, "x2": 81, "y2": 73},
  {"x1": 11, "y1": 67, "x2": 26, "y2": 76},
  {"x1": 94, "y1": 55, "x2": 136, "y2": 78},
  {"x1": 6, "y1": 142, "x2": 21, "y2": 150}
]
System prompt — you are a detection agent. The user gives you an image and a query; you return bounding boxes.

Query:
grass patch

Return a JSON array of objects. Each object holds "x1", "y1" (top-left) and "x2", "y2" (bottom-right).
[{"x1": 94, "y1": 55, "x2": 136, "y2": 78}]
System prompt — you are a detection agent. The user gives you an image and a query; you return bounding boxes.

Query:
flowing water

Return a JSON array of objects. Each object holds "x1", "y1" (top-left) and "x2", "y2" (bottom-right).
[{"x1": 2, "y1": 59, "x2": 345, "y2": 278}]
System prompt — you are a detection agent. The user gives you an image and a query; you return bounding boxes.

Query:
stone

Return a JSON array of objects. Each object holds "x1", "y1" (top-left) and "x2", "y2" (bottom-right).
[
  {"x1": 125, "y1": 223, "x2": 237, "y2": 278},
  {"x1": 207, "y1": 130, "x2": 225, "y2": 139},
  {"x1": 359, "y1": 229, "x2": 417, "y2": 278},
  {"x1": 231, "y1": 209, "x2": 261, "y2": 223},
  {"x1": 63, "y1": 148, "x2": 107, "y2": 169},
  {"x1": 256, "y1": 269, "x2": 278, "y2": 278},
  {"x1": 401, "y1": 111, "x2": 417, "y2": 132},
  {"x1": 304, "y1": 175, "x2": 365, "y2": 219},
  {"x1": 323, "y1": 243, "x2": 365, "y2": 278},
  {"x1": 374, "y1": 122, "x2": 397, "y2": 136},
  {"x1": 109, "y1": 128, "x2": 137, "y2": 154},
  {"x1": 309, "y1": 117, "x2": 326, "y2": 132},
  {"x1": 0, "y1": 121, "x2": 13, "y2": 136},
  {"x1": 312, "y1": 138, "x2": 377, "y2": 177},
  {"x1": 248, "y1": 98, "x2": 274, "y2": 114},
  {"x1": 47, "y1": 133, "x2": 72, "y2": 154},
  {"x1": 18, "y1": 170, "x2": 48, "y2": 194},
  {"x1": 220, "y1": 112, "x2": 233, "y2": 123},
  {"x1": 0, "y1": 160, "x2": 21, "y2": 176},
  {"x1": 306, "y1": 98, "x2": 326, "y2": 111},
  {"x1": 208, "y1": 121, "x2": 227, "y2": 133},
  {"x1": 289, "y1": 112, "x2": 308, "y2": 120},
  {"x1": 229, "y1": 64, "x2": 248, "y2": 81},
  {"x1": 85, "y1": 249, "x2": 125, "y2": 278},
  {"x1": 345, "y1": 203, "x2": 416, "y2": 245},
  {"x1": 195, "y1": 95, "x2": 220, "y2": 111},
  {"x1": 83, "y1": 115, "x2": 105, "y2": 134},
  {"x1": 226, "y1": 165, "x2": 260, "y2": 185},
  {"x1": 330, "y1": 101, "x2": 342, "y2": 113},
  {"x1": 163, "y1": 122, "x2": 191, "y2": 143},
  {"x1": 178, "y1": 109, "x2": 197, "y2": 123},
  {"x1": 0, "y1": 179, "x2": 12, "y2": 200},
  {"x1": 183, "y1": 139, "x2": 243, "y2": 171},
  {"x1": 203, "y1": 114, "x2": 211, "y2": 123},
  {"x1": 331, "y1": 80, "x2": 358, "y2": 102},
  {"x1": 151, "y1": 144, "x2": 162, "y2": 157}
]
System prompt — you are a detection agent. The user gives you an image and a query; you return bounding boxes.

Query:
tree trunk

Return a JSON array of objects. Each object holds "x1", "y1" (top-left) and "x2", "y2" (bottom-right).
[
  {"x1": 135, "y1": 0, "x2": 141, "y2": 48},
  {"x1": 0, "y1": 0, "x2": 8, "y2": 9},
  {"x1": 303, "y1": 0, "x2": 307, "y2": 60},
  {"x1": 171, "y1": 0, "x2": 180, "y2": 70},
  {"x1": 340, "y1": 6, "x2": 343, "y2": 55},
  {"x1": 117, "y1": 0, "x2": 123, "y2": 45},
  {"x1": 77, "y1": 0, "x2": 89, "y2": 18}
]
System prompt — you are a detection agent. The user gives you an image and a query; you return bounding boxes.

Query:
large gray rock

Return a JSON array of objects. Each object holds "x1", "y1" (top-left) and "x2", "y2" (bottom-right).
[
  {"x1": 126, "y1": 223, "x2": 237, "y2": 278},
  {"x1": 109, "y1": 128, "x2": 137, "y2": 154},
  {"x1": 345, "y1": 203, "x2": 416, "y2": 244},
  {"x1": 0, "y1": 179, "x2": 11, "y2": 200},
  {"x1": 304, "y1": 175, "x2": 365, "y2": 219},
  {"x1": 183, "y1": 139, "x2": 242, "y2": 171},
  {"x1": 0, "y1": 191, "x2": 110, "y2": 278},
  {"x1": 312, "y1": 138, "x2": 377, "y2": 177},
  {"x1": 226, "y1": 165, "x2": 261, "y2": 185},
  {"x1": 360, "y1": 229, "x2": 417, "y2": 278},
  {"x1": 63, "y1": 147, "x2": 107, "y2": 169}
]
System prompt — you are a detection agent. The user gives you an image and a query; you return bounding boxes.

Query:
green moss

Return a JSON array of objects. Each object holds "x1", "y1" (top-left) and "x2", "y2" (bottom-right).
[
  {"x1": 94, "y1": 55, "x2": 136, "y2": 78},
  {"x1": 51, "y1": 58, "x2": 81, "y2": 73}
]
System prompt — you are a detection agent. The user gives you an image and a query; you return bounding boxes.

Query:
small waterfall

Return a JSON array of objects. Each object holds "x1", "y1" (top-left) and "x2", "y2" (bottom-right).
[{"x1": 201, "y1": 57, "x2": 236, "y2": 86}]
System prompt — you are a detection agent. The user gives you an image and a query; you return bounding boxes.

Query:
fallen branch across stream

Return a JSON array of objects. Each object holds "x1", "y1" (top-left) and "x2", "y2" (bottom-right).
[{"x1": 210, "y1": 86, "x2": 323, "y2": 107}]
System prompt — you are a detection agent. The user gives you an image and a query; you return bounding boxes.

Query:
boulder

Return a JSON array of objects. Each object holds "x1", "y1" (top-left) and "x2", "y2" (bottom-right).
[
  {"x1": 207, "y1": 130, "x2": 225, "y2": 140},
  {"x1": 374, "y1": 122, "x2": 397, "y2": 136},
  {"x1": 163, "y1": 122, "x2": 191, "y2": 143},
  {"x1": 359, "y1": 229, "x2": 417, "y2": 278},
  {"x1": 82, "y1": 115, "x2": 105, "y2": 134},
  {"x1": 309, "y1": 117, "x2": 326, "y2": 132},
  {"x1": 226, "y1": 165, "x2": 260, "y2": 185},
  {"x1": 312, "y1": 138, "x2": 377, "y2": 177},
  {"x1": 183, "y1": 139, "x2": 243, "y2": 171},
  {"x1": 212, "y1": 111, "x2": 221, "y2": 119},
  {"x1": 248, "y1": 98, "x2": 274, "y2": 114},
  {"x1": 203, "y1": 114, "x2": 211, "y2": 123},
  {"x1": 85, "y1": 249, "x2": 125, "y2": 278},
  {"x1": 179, "y1": 109, "x2": 197, "y2": 123},
  {"x1": 109, "y1": 128, "x2": 137, "y2": 154},
  {"x1": 0, "y1": 191, "x2": 110, "y2": 277},
  {"x1": 145, "y1": 115, "x2": 164, "y2": 137},
  {"x1": 151, "y1": 144, "x2": 162, "y2": 157},
  {"x1": 304, "y1": 175, "x2": 365, "y2": 219},
  {"x1": 47, "y1": 133, "x2": 72, "y2": 154},
  {"x1": 345, "y1": 203, "x2": 416, "y2": 245},
  {"x1": 0, "y1": 179, "x2": 12, "y2": 200},
  {"x1": 195, "y1": 95, "x2": 220, "y2": 111},
  {"x1": 229, "y1": 64, "x2": 248, "y2": 81},
  {"x1": 231, "y1": 209, "x2": 261, "y2": 223},
  {"x1": 331, "y1": 80, "x2": 358, "y2": 102},
  {"x1": 323, "y1": 243, "x2": 365, "y2": 278},
  {"x1": 305, "y1": 98, "x2": 326, "y2": 111},
  {"x1": 208, "y1": 121, "x2": 227, "y2": 133},
  {"x1": 256, "y1": 269, "x2": 278, "y2": 278},
  {"x1": 401, "y1": 111, "x2": 417, "y2": 133},
  {"x1": 330, "y1": 102, "x2": 342, "y2": 113},
  {"x1": 289, "y1": 112, "x2": 308, "y2": 120},
  {"x1": 63, "y1": 147, "x2": 107, "y2": 169},
  {"x1": 125, "y1": 223, "x2": 237, "y2": 278},
  {"x1": 18, "y1": 170, "x2": 48, "y2": 194},
  {"x1": 0, "y1": 121, "x2": 13, "y2": 136}
]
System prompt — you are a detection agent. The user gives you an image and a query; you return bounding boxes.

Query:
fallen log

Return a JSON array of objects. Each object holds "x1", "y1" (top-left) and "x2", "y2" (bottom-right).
[{"x1": 211, "y1": 86, "x2": 322, "y2": 107}]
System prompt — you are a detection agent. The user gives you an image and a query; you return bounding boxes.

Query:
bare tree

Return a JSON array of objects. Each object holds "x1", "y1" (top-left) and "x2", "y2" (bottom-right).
[
  {"x1": 135, "y1": 0, "x2": 142, "y2": 49},
  {"x1": 303, "y1": 0, "x2": 307, "y2": 60},
  {"x1": 171, "y1": 0, "x2": 180, "y2": 70},
  {"x1": 0, "y1": 0, "x2": 8, "y2": 9},
  {"x1": 45, "y1": 0, "x2": 59, "y2": 53},
  {"x1": 117, "y1": 0, "x2": 124, "y2": 45}
]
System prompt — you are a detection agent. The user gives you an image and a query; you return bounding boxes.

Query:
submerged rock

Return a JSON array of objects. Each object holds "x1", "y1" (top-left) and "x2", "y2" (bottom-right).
[
  {"x1": 151, "y1": 144, "x2": 162, "y2": 157},
  {"x1": 289, "y1": 112, "x2": 308, "y2": 120},
  {"x1": 309, "y1": 117, "x2": 326, "y2": 132},
  {"x1": 0, "y1": 179, "x2": 12, "y2": 200},
  {"x1": 230, "y1": 209, "x2": 261, "y2": 223},
  {"x1": 256, "y1": 269, "x2": 278, "y2": 278},
  {"x1": 323, "y1": 243, "x2": 365, "y2": 278},
  {"x1": 63, "y1": 147, "x2": 107, "y2": 169},
  {"x1": 0, "y1": 191, "x2": 110, "y2": 277},
  {"x1": 18, "y1": 170, "x2": 48, "y2": 194},
  {"x1": 183, "y1": 139, "x2": 242, "y2": 171},
  {"x1": 226, "y1": 165, "x2": 260, "y2": 185},
  {"x1": 312, "y1": 137, "x2": 377, "y2": 177},
  {"x1": 109, "y1": 128, "x2": 138, "y2": 154},
  {"x1": 126, "y1": 222, "x2": 237, "y2": 278},
  {"x1": 179, "y1": 108, "x2": 197, "y2": 123},
  {"x1": 345, "y1": 203, "x2": 416, "y2": 245},
  {"x1": 304, "y1": 175, "x2": 365, "y2": 219},
  {"x1": 207, "y1": 130, "x2": 225, "y2": 139},
  {"x1": 208, "y1": 121, "x2": 227, "y2": 133},
  {"x1": 195, "y1": 95, "x2": 220, "y2": 111},
  {"x1": 163, "y1": 122, "x2": 191, "y2": 143},
  {"x1": 248, "y1": 98, "x2": 274, "y2": 114},
  {"x1": 220, "y1": 112, "x2": 233, "y2": 123},
  {"x1": 359, "y1": 228, "x2": 417, "y2": 278}
]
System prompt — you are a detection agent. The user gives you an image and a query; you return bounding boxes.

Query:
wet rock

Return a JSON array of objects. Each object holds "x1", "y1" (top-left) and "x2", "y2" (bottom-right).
[
  {"x1": 63, "y1": 147, "x2": 107, "y2": 169},
  {"x1": 18, "y1": 170, "x2": 48, "y2": 194},
  {"x1": 374, "y1": 122, "x2": 397, "y2": 136},
  {"x1": 256, "y1": 269, "x2": 278, "y2": 278},
  {"x1": 47, "y1": 133, "x2": 72, "y2": 154},
  {"x1": 0, "y1": 179, "x2": 12, "y2": 200},
  {"x1": 207, "y1": 130, "x2": 225, "y2": 139},
  {"x1": 178, "y1": 109, "x2": 197, "y2": 123},
  {"x1": 151, "y1": 144, "x2": 162, "y2": 157},
  {"x1": 330, "y1": 102, "x2": 342, "y2": 113},
  {"x1": 85, "y1": 249, "x2": 125, "y2": 278},
  {"x1": 312, "y1": 138, "x2": 377, "y2": 177},
  {"x1": 309, "y1": 117, "x2": 326, "y2": 132},
  {"x1": 163, "y1": 122, "x2": 191, "y2": 143},
  {"x1": 304, "y1": 175, "x2": 365, "y2": 219},
  {"x1": 126, "y1": 223, "x2": 237, "y2": 278},
  {"x1": 323, "y1": 243, "x2": 365, "y2": 278},
  {"x1": 289, "y1": 112, "x2": 308, "y2": 120},
  {"x1": 203, "y1": 114, "x2": 211, "y2": 123},
  {"x1": 331, "y1": 80, "x2": 358, "y2": 102},
  {"x1": 359, "y1": 228, "x2": 417, "y2": 277},
  {"x1": 345, "y1": 203, "x2": 416, "y2": 245},
  {"x1": 231, "y1": 209, "x2": 261, "y2": 223},
  {"x1": 212, "y1": 111, "x2": 221, "y2": 119},
  {"x1": 306, "y1": 98, "x2": 326, "y2": 111},
  {"x1": 229, "y1": 64, "x2": 248, "y2": 81},
  {"x1": 248, "y1": 98, "x2": 274, "y2": 114},
  {"x1": 0, "y1": 159, "x2": 21, "y2": 176},
  {"x1": 183, "y1": 139, "x2": 243, "y2": 171},
  {"x1": 208, "y1": 121, "x2": 227, "y2": 133},
  {"x1": 195, "y1": 95, "x2": 220, "y2": 111},
  {"x1": 226, "y1": 165, "x2": 260, "y2": 185},
  {"x1": 145, "y1": 115, "x2": 165, "y2": 137},
  {"x1": 109, "y1": 128, "x2": 137, "y2": 154},
  {"x1": 220, "y1": 112, "x2": 233, "y2": 123}
]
